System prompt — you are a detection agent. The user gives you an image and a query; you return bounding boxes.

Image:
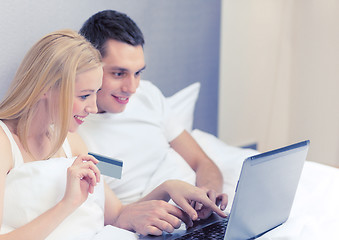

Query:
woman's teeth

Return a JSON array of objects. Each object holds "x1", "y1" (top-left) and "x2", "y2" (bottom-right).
[{"x1": 74, "y1": 115, "x2": 84, "y2": 122}]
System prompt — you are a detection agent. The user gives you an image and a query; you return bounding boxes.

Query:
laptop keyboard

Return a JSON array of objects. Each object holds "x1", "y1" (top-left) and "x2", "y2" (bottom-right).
[{"x1": 175, "y1": 218, "x2": 228, "y2": 240}]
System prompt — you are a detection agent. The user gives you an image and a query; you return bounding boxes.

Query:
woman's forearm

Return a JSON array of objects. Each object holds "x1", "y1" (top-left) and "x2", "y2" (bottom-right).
[{"x1": 0, "y1": 200, "x2": 76, "y2": 240}]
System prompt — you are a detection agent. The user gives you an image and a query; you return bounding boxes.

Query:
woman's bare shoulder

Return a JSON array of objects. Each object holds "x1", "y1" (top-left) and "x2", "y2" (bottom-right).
[
  {"x1": 67, "y1": 132, "x2": 88, "y2": 156},
  {"x1": 0, "y1": 126, "x2": 14, "y2": 174}
]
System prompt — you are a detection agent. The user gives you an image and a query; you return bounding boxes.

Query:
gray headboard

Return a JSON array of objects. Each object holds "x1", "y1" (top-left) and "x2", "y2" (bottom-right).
[{"x1": 0, "y1": 0, "x2": 221, "y2": 135}]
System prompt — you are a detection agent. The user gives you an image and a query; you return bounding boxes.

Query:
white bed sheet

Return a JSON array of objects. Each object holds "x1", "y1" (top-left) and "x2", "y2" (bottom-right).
[
  {"x1": 92, "y1": 129, "x2": 339, "y2": 239},
  {"x1": 192, "y1": 129, "x2": 339, "y2": 240},
  {"x1": 258, "y1": 161, "x2": 339, "y2": 240}
]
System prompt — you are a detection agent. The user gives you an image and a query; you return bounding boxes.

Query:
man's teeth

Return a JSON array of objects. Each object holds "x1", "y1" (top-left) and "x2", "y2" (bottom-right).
[
  {"x1": 75, "y1": 115, "x2": 84, "y2": 121},
  {"x1": 118, "y1": 97, "x2": 127, "y2": 100}
]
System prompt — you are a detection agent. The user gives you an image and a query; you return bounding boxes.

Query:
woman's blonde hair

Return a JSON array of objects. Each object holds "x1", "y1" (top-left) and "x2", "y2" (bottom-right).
[{"x1": 0, "y1": 29, "x2": 102, "y2": 159}]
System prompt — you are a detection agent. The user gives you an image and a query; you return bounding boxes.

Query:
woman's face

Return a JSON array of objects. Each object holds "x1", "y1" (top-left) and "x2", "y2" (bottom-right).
[{"x1": 69, "y1": 66, "x2": 103, "y2": 132}]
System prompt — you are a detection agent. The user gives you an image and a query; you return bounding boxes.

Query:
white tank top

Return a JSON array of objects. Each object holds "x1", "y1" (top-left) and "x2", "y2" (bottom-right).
[{"x1": 0, "y1": 120, "x2": 72, "y2": 167}]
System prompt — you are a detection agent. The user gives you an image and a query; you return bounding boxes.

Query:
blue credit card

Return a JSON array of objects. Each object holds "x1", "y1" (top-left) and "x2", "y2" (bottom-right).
[{"x1": 88, "y1": 152, "x2": 123, "y2": 179}]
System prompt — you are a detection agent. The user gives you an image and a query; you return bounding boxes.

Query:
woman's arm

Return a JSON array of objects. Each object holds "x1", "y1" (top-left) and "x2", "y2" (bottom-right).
[
  {"x1": 0, "y1": 130, "x2": 13, "y2": 232},
  {"x1": 1, "y1": 199, "x2": 77, "y2": 240},
  {"x1": 0, "y1": 130, "x2": 75, "y2": 240}
]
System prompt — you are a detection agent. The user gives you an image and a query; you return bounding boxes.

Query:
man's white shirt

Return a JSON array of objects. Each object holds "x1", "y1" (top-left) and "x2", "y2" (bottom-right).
[{"x1": 78, "y1": 80, "x2": 195, "y2": 204}]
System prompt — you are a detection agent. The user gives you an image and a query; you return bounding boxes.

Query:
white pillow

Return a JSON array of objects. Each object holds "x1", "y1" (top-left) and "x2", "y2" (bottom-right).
[{"x1": 166, "y1": 82, "x2": 201, "y2": 132}]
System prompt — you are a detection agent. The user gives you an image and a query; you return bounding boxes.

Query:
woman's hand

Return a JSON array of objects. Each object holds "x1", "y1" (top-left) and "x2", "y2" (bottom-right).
[
  {"x1": 62, "y1": 155, "x2": 101, "y2": 208},
  {"x1": 162, "y1": 180, "x2": 227, "y2": 221}
]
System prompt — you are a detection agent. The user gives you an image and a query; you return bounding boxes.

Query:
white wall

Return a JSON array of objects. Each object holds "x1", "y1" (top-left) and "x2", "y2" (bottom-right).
[
  {"x1": 218, "y1": 0, "x2": 339, "y2": 167},
  {"x1": 289, "y1": 0, "x2": 339, "y2": 167},
  {"x1": 0, "y1": 0, "x2": 220, "y2": 136}
]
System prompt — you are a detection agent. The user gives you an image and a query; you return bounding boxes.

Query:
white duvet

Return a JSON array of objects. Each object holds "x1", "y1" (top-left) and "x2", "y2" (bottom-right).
[
  {"x1": 193, "y1": 129, "x2": 339, "y2": 240},
  {"x1": 95, "y1": 129, "x2": 339, "y2": 239},
  {"x1": 2, "y1": 130, "x2": 338, "y2": 240}
]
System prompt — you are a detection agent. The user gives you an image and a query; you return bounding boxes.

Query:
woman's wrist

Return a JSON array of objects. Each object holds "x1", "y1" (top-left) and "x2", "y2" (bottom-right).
[{"x1": 57, "y1": 198, "x2": 79, "y2": 216}]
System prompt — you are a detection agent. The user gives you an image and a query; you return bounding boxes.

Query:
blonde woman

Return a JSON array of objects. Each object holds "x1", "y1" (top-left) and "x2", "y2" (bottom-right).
[
  {"x1": 0, "y1": 30, "x2": 226, "y2": 240},
  {"x1": 0, "y1": 29, "x2": 104, "y2": 239}
]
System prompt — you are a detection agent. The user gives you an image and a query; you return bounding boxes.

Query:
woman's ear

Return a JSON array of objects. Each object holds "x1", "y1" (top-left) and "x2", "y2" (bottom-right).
[
  {"x1": 40, "y1": 89, "x2": 52, "y2": 100},
  {"x1": 41, "y1": 93, "x2": 48, "y2": 99}
]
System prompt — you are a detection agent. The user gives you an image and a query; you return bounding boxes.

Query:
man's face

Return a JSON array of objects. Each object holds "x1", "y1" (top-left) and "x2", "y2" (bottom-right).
[{"x1": 97, "y1": 39, "x2": 145, "y2": 113}]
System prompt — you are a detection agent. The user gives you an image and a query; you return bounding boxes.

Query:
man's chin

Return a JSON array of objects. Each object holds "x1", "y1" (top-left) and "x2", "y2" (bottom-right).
[
  {"x1": 114, "y1": 107, "x2": 127, "y2": 114},
  {"x1": 98, "y1": 106, "x2": 127, "y2": 114}
]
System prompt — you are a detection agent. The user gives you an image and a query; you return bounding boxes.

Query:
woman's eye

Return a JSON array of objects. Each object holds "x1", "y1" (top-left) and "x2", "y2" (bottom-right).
[{"x1": 80, "y1": 94, "x2": 90, "y2": 100}]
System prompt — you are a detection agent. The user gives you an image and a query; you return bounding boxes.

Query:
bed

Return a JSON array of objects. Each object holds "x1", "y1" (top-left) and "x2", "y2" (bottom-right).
[
  {"x1": 91, "y1": 82, "x2": 339, "y2": 239},
  {"x1": 167, "y1": 82, "x2": 339, "y2": 239},
  {"x1": 192, "y1": 130, "x2": 339, "y2": 239}
]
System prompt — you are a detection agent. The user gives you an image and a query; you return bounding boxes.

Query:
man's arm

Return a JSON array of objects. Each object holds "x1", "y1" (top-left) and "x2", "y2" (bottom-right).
[
  {"x1": 170, "y1": 130, "x2": 223, "y2": 192},
  {"x1": 170, "y1": 130, "x2": 227, "y2": 218},
  {"x1": 110, "y1": 180, "x2": 226, "y2": 236}
]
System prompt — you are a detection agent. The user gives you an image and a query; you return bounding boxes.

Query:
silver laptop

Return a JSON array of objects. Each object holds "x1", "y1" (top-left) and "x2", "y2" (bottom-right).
[{"x1": 139, "y1": 140, "x2": 310, "y2": 240}]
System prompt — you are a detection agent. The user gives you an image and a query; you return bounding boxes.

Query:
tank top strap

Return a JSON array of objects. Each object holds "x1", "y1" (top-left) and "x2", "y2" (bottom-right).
[
  {"x1": 62, "y1": 137, "x2": 73, "y2": 158},
  {"x1": 0, "y1": 120, "x2": 24, "y2": 167}
]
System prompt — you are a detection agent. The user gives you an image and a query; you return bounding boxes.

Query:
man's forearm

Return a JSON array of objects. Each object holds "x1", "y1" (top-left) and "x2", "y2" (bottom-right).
[
  {"x1": 169, "y1": 130, "x2": 224, "y2": 193},
  {"x1": 195, "y1": 159, "x2": 224, "y2": 193}
]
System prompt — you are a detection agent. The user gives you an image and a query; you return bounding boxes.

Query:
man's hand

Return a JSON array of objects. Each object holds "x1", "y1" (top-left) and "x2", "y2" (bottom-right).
[
  {"x1": 169, "y1": 130, "x2": 227, "y2": 217},
  {"x1": 114, "y1": 200, "x2": 193, "y2": 236},
  {"x1": 162, "y1": 180, "x2": 227, "y2": 221},
  {"x1": 192, "y1": 187, "x2": 228, "y2": 219}
]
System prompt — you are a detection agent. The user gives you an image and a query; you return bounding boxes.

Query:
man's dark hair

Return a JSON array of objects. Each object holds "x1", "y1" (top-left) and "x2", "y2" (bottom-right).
[{"x1": 80, "y1": 10, "x2": 144, "y2": 57}]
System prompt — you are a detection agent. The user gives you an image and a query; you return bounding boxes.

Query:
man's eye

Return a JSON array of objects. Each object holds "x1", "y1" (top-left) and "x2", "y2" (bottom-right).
[
  {"x1": 135, "y1": 70, "x2": 143, "y2": 77},
  {"x1": 113, "y1": 72, "x2": 125, "y2": 77}
]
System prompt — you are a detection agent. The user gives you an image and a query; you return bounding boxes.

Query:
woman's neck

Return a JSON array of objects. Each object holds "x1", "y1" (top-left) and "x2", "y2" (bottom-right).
[
  {"x1": 4, "y1": 99, "x2": 54, "y2": 161},
  {"x1": 28, "y1": 105, "x2": 53, "y2": 160}
]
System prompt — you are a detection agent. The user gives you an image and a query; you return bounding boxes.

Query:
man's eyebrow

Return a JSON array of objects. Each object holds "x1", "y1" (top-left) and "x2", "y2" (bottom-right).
[
  {"x1": 137, "y1": 66, "x2": 146, "y2": 72},
  {"x1": 105, "y1": 65, "x2": 146, "y2": 73},
  {"x1": 106, "y1": 66, "x2": 128, "y2": 71}
]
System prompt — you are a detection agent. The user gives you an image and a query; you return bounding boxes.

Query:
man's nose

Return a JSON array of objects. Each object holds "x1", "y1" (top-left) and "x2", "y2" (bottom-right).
[{"x1": 122, "y1": 75, "x2": 139, "y2": 94}]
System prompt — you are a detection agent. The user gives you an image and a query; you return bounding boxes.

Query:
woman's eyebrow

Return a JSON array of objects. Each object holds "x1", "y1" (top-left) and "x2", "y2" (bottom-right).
[{"x1": 80, "y1": 89, "x2": 96, "y2": 93}]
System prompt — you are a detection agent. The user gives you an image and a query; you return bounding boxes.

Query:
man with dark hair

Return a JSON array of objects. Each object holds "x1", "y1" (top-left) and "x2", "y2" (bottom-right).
[
  {"x1": 80, "y1": 10, "x2": 145, "y2": 55},
  {"x1": 79, "y1": 10, "x2": 146, "y2": 115},
  {"x1": 78, "y1": 9, "x2": 228, "y2": 234}
]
